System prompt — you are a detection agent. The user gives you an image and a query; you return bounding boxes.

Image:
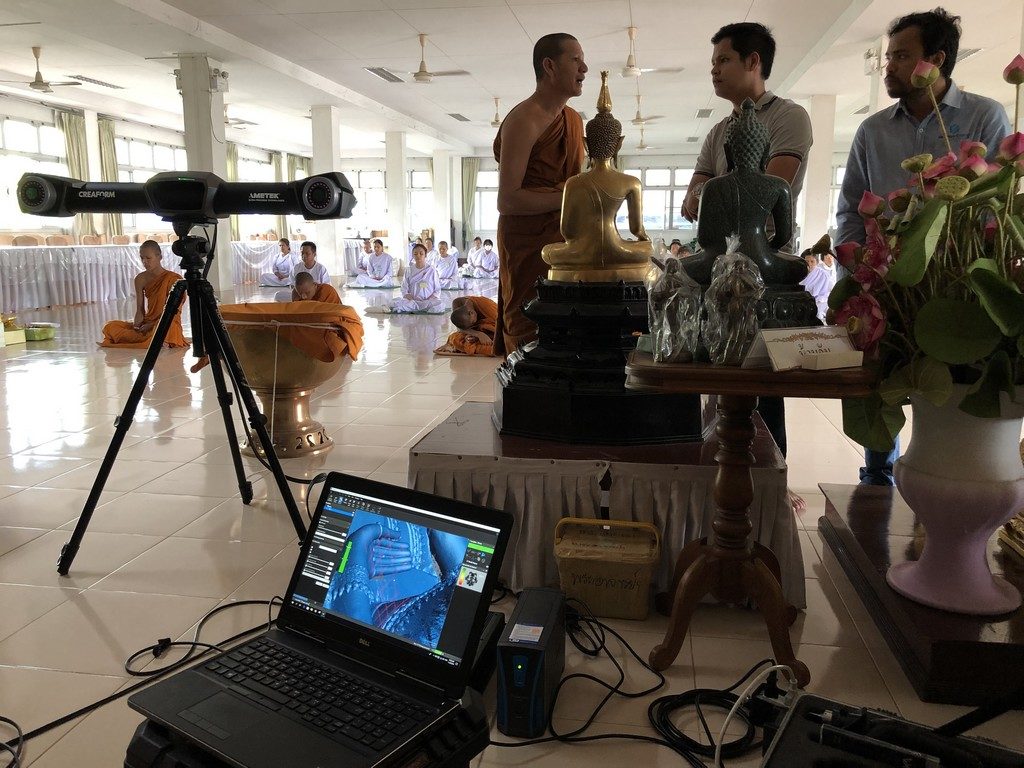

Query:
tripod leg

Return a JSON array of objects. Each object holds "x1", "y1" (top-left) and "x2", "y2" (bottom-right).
[
  {"x1": 205, "y1": 350, "x2": 254, "y2": 504},
  {"x1": 58, "y1": 280, "x2": 189, "y2": 575},
  {"x1": 197, "y1": 283, "x2": 307, "y2": 540}
]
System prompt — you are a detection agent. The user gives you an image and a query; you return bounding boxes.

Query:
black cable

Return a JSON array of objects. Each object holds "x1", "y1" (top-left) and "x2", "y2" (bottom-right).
[
  {"x1": 489, "y1": 582, "x2": 520, "y2": 604},
  {"x1": 5, "y1": 597, "x2": 282, "y2": 753},
  {"x1": 0, "y1": 715, "x2": 23, "y2": 768}
]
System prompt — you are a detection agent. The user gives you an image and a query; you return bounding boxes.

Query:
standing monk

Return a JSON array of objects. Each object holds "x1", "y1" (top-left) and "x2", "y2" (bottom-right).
[
  {"x1": 100, "y1": 240, "x2": 188, "y2": 349},
  {"x1": 493, "y1": 32, "x2": 586, "y2": 355}
]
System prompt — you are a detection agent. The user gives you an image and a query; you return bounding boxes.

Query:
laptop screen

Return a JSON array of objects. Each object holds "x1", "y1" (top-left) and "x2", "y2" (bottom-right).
[{"x1": 286, "y1": 483, "x2": 502, "y2": 669}]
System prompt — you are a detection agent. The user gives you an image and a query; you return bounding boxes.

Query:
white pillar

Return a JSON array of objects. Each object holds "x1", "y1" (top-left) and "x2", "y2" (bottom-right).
[
  {"x1": 431, "y1": 149, "x2": 451, "y2": 249},
  {"x1": 177, "y1": 54, "x2": 232, "y2": 296},
  {"x1": 311, "y1": 105, "x2": 345, "y2": 279},
  {"x1": 803, "y1": 94, "x2": 837, "y2": 245},
  {"x1": 82, "y1": 110, "x2": 103, "y2": 234},
  {"x1": 385, "y1": 131, "x2": 408, "y2": 261},
  {"x1": 450, "y1": 156, "x2": 464, "y2": 250}
]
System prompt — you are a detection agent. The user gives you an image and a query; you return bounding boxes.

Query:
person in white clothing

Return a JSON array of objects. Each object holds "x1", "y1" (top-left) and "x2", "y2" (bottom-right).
[
  {"x1": 347, "y1": 238, "x2": 396, "y2": 287},
  {"x1": 462, "y1": 238, "x2": 499, "y2": 279},
  {"x1": 464, "y1": 236, "x2": 483, "y2": 266},
  {"x1": 259, "y1": 239, "x2": 296, "y2": 286},
  {"x1": 385, "y1": 244, "x2": 443, "y2": 313},
  {"x1": 358, "y1": 239, "x2": 373, "y2": 271},
  {"x1": 434, "y1": 241, "x2": 465, "y2": 290},
  {"x1": 800, "y1": 251, "x2": 832, "y2": 323},
  {"x1": 423, "y1": 237, "x2": 439, "y2": 266},
  {"x1": 290, "y1": 241, "x2": 330, "y2": 288}
]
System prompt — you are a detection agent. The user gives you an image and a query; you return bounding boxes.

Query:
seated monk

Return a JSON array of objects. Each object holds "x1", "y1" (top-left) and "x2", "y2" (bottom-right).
[
  {"x1": 540, "y1": 71, "x2": 651, "y2": 283},
  {"x1": 292, "y1": 271, "x2": 341, "y2": 303},
  {"x1": 100, "y1": 240, "x2": 188, "y2": 349},
  {"x1": 437, "y1": 296, "x2": 498, "y2": 356}
]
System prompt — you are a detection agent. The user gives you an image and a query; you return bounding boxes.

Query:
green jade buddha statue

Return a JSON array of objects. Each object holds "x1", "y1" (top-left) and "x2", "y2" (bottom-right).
[{"x1": 683, "y1": 98, "x2": 808, "y2": 289}]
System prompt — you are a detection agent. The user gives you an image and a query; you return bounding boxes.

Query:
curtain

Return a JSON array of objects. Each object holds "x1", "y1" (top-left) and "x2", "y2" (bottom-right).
[
  {"x1": 226, "y1": 142, "x2": 240, "y2": 241},
  {"x1": 97, "y1": 118, "x2": 122, "y2": 238},
  {"x1": 56, "y1": 111, "x2": 97, "y2": 239},
  {"x1": 287, "y1": 154, "x2": 310, "y2": 181},
  {"x1": 271, "y1": 151, "x2": 286, "y2": 241},
  {"x1": 461, "y1": 157, "x2": 479, "y2": 250}
]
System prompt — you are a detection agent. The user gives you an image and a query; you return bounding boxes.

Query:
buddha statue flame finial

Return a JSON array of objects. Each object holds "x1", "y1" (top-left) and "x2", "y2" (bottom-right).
[{"x1": 596, "y1": 70, "x2": 612, "y2": 114}]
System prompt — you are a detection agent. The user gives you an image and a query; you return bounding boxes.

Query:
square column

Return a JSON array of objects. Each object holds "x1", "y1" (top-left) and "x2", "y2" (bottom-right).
[
  {"x1": 311, "y1": 105, "x2": 345, "y2": 279},
  {"x1": 385, "y1": 131, "x2": 408, "y2": 261},
  {"x1": 177, "y1": 54, "x2": 232, "y2": 296},
  {"x1": 802, "y1": 95, "x2": 837, "y2": 245},
  {"x1": 431, "y1": 149, "x2": 451, "y2": 248}
]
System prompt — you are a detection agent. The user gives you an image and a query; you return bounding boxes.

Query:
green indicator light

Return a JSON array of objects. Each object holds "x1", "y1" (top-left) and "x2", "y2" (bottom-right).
[{"x1": 516, "y1": 664, "x2": 523, "y2": 670}]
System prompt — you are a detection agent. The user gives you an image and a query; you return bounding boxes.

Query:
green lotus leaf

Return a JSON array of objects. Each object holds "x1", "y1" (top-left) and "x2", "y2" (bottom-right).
[
  {"x1": 888, "y1": 197, "x2": 947, "y2": 287},
  {"x1": 878, "y1": 357, "x2": 952, "y2": 406},
  {"x1": 842, "y1": 393, "x2": 906, "y2": 452},
  {"x1": 914, "y1": 298, "x2": 1002, "y2": 364},
  {"x1": 827, "y1": 275, "x2": 861, "y2": 311},
  {"x1": 958, "y1": 351, "x2": 1014, "y2": 418},
  {"x1": 967, "y1": 264, "x2": 1024, "y2": 337}
]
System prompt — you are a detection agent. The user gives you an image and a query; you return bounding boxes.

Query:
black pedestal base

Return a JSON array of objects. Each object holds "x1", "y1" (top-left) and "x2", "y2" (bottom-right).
[{"x1": 758, "y1": 286, "x2": 819, "y2": 328}]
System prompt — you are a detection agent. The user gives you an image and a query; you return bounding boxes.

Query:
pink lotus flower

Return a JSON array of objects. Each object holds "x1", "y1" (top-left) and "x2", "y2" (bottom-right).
[
  {"x1": 835, "y1": 294, "x2": 887, "y2": 353},
  {"x1": 835, "y1": 241, "x2": 860, "y2": 271},
  {"x1": 1004, "y1": 54, "x2": 1024, "y2": 85},
  {"x1": 922, "y1": 152, "x2": 957, "y2": 179},
  {"x1": 910, "y1": 60, "x2": 940, "y2": 88},
  {"x1": 957, "y1": 140, "x2": 987, "y2": 164},
  {"x1": 857, "y1": 190, "x2": 886, "y2": 218},
  {"x1": 887, "y1": 188, "x2": 911, "y2": 213},
  {"x1": 997, "y1": 132, "x2": 1024, "y2": 163},
  {"x1": 958, "y1": 155, "x2": 988, "y2": 179}
]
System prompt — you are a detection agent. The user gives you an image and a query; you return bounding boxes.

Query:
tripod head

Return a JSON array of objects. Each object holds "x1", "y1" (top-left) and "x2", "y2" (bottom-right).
[{"x1": 169, "y1": 219, "x2": 215, "y2": 277}]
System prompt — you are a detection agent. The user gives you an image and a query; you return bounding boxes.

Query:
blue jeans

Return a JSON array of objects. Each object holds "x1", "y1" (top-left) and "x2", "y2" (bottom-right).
[{"x1": 859, "y1": 435, "x2": 900, "y2": 486}]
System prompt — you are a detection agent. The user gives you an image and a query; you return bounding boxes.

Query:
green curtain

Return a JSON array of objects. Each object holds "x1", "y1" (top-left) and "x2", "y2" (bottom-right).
[
  {"x1": 97, "y1": 117, "x2": 122, "y2": 238},
  {"x1": 56, "y1": 111, "x2": 97, "y2": 239},
  {"x1": 226, "y1": 142, "x2": 240, "y2": 241},
  {"x1": 271, "y1": 151, "x2": 287, "y2": 241},
  {"x1": 288, "y1": 154, "x2": 310, "y2": 181},
  {"x1": 461, "y1": 157, "x2": 480, "y2": 250}
]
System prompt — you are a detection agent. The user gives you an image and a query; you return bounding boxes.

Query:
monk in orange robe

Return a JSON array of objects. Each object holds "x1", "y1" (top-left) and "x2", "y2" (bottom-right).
[
  {"x1": 493, "y1": 33, "x2": 586, "y2": 356},
  {"x1": 293, "y1": 272, "x2": 341, "y2": 304},
  {"x1": 100, "y1": 240, "x2": 188, "y2": 349},
  {"x1": 437, "y1": 296, "x2": 498, "y2": 356}
]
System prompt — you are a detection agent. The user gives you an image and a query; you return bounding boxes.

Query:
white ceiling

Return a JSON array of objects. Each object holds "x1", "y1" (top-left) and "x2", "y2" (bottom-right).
[{"x1": 0, "y1": 0, "x2": 1019, "y2": 159}]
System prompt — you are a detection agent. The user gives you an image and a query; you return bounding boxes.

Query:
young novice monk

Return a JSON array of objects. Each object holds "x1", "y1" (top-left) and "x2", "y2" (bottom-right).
[
  {"x1": 436, "y1": 296, "x2": 498, "y2": 355},
  {"x1": 100, "y1": 240, "x2": 189, "y2": 348},
  {"x1": 293, "y1": 271, "x2": 342, "y2": 304},
  {"x1": 383, "y1": 243, "x2": 443, "y2": 313}
]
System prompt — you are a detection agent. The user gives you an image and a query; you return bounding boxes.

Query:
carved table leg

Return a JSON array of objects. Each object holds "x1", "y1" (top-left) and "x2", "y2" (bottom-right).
[
  {"x1": 744, "y1": 555, "x2": 811, "y2": 687},
  {"x1": 753, "y1": 541, "x2": 800, "y2": 626},
  {"x1": 655, "y1": 537, "x2": 706, "y2": 616},
  {"x1": 650, "y1": 549, "x2": 716, "y2": 671}
]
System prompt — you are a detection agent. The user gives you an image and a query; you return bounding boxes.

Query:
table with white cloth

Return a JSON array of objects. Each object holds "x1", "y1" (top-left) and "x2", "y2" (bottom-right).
[{"x1": 408, "y1": 401, "x2": 804, "y2": 608}]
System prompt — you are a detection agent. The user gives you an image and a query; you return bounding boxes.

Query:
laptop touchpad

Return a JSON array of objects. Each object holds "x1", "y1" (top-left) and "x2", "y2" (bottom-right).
[{"x1": 181, "y1": 692, "x2": 260, "y2": 740}]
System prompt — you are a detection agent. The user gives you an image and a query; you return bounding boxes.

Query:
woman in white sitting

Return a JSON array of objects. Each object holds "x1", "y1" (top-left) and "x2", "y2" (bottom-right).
[
  {"x1": 259, "y1": 239, "x2": 296, "y2": 286},
  {"x1": 434, "y1": 241, "x2": 465, "y2": 290},
  {"x1": 347, "y1": 238, "x2": 395, "y2": 287},
  {"x1": 462, "y1": 238, "x2": 499, "y2": 279},
  {"x1": 384, "y1": 244, "x2": 443, "y2": 313}
]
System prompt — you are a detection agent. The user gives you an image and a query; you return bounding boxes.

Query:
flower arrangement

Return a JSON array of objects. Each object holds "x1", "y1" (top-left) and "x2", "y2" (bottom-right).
[{"x1": 831, "y1": 55, "x2": 1024, "y2": 451}]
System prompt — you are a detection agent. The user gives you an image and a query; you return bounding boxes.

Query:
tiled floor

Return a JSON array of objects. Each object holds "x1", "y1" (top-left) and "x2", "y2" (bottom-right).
[{"x1": 1, "y1": 279, "x2": 1021, "y2": 767}]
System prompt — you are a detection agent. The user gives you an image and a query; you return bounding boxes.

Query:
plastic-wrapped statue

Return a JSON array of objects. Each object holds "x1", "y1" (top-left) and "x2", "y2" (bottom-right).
[
  {"x1": 701, "y1": 235, "x2": 765, "y2": 365},
  {"x1": 647, "y1": 255, "x2": 702, "y2": 363}
]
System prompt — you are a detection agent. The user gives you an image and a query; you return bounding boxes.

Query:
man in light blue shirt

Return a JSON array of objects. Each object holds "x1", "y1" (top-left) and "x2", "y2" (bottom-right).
[{"x1": 836, "y1": 7, "x2": 1011, "y2": 485}]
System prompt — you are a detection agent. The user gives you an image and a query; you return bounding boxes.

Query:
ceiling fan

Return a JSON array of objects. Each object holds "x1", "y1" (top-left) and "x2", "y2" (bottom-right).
[
  {"x1": 0, "y1": 47, "x2": 81, "y2": 93},
  {"x1": 620, "y1": 26, "x2": 684, "y2": 78},
  {"x1": 409, "y1": 33, "x2": 467, "y2": 84},
  {"x1": 490, "y1": 97, "x2": 501, "y2": 128},
  {"x1": 630, "y1": 83, "x2": 663, "y2": 126},
  {"x1": 636, "y1": 126, "x2": 659, "y2": 152}
]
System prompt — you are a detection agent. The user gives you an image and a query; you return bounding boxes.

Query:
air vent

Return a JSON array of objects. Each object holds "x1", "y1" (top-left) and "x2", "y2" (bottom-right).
[
  {"x1": 448, "y1": 113, "x2": 470, "y2": 122},
  {"x1": 694, "y1": 108, "x2": 713, "y2": 119},
  {"x1": 364, "y1": 67, "x2": 403, "y2": 83},
  {"x1": 956, "y1": 47, "x2": 982, "y2": 62},
  {"x1": 66, "y1": 74, "x2": 124, "y2": 90},
  {"x1": 686, "y1": 136, "x2": 700, "y2": 142},
  {"x1": 853, "y1": 104, "x2": 869, "y2": 115}
]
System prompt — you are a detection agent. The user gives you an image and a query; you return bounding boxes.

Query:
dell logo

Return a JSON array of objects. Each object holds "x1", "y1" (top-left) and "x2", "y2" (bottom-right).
[{"x1": 358, "y1": 638, "x2": 370, "y2": 648}]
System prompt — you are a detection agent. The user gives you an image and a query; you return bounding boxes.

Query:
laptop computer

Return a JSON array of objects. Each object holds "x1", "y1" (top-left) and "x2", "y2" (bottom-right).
[{"x1": 129, "y1": 472, "x2": 512, "y2": 768}]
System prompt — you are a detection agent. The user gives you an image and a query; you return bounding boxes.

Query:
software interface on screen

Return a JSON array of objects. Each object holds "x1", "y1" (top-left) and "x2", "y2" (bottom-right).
[{"x1": 289, "y1": 487, "x2": 499, "y2": 666}]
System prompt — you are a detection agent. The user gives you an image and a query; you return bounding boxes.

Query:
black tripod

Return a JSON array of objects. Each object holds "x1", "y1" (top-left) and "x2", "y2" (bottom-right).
[{"x1": 57, "y1": 219, "x2": 307, "y2": 575}]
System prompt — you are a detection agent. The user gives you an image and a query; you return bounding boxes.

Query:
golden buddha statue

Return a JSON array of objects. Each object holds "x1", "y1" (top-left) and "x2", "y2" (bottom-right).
[{"x1": 542, "y1": 71, "x2": 652, "y2": 282}]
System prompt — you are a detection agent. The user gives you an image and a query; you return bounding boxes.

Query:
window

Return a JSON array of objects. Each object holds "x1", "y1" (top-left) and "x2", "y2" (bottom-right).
[
  {"x1": 473, "y1": 171, "x2": 499, "y2": 232},
  {"x1": 476, "y1": 170, "x2": 499, "y2": 187},
  {"x1": 115, "y1": 135, "x2": 186, "y2": 231},
  {"x1": 0, "y1": 117, "x2": 70, "y2": 231},
  {"x1": 613, "y1": 167, "x2": 694, "y2": 232},
  {"x1": 828, "y1": 164, "x2": 846, "y2": 231}
]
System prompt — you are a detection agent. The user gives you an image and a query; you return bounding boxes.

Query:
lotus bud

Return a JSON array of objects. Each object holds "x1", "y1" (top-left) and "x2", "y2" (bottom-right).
[
  {"x1": 887, "y1": 188, "x2": 911, "y2": 212},
  {"x1": 901, "y1": 153, "x2": 933, "y2": 173},
  {"x1": 910, "y1": 61, "x2": 940, "y2": 89},
  {"x1": 958, "y1": 155, "x2": 988, "y2": 179},
  {"x1": 857, "y1": 190, "x2": 886, "y2": 218},
  {"x1": 1004, "y1": 54, "x2": 1024, "y2": 85},
  {"x1": 957, "y1": 140, "x2": 987, "y2": 164},
  {"x1": 997, "y1": 132, "x2": 1024, "y2": 164},
  {"x1": 935, "y1": 175, "x2": 970, "y2": 201}
]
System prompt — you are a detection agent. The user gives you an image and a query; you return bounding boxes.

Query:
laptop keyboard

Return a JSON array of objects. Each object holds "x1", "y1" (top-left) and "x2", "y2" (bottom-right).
[{"x1": 204, "y1": 637, "x2": 438, "y2": 752}]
